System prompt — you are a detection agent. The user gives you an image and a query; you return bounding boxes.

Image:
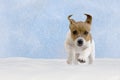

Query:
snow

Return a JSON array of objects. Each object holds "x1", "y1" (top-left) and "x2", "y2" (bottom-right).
[{"x1": 0, "y1": 58, "x2": 120, "y2": 80}]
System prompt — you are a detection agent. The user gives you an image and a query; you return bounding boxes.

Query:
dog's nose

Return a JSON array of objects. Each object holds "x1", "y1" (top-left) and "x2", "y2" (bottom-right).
[{"x1": 77, "y1": 39, "x2": 83, "y2": 46}]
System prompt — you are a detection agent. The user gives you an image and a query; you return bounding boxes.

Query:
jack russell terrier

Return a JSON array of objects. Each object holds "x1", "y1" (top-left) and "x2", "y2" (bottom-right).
[{"x1": 65, "y1": 14, "x2": 95, "y2": 64}]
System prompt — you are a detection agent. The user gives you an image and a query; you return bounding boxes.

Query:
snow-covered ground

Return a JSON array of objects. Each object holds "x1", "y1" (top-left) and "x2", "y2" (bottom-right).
[{"x1": 0, "y1": 58, "x2": 120, "y2": 80}]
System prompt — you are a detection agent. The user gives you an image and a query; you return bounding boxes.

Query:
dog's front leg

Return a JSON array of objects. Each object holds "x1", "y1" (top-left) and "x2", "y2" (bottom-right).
[
  {"x1": 78, "y1": 48, "x2": 91, "y2": 63},
  {"x1": 73, "y1": 53, "x2": 79, "y2": 64},
  {"x1": 88, "y1": 43, "x2": 95, "y2": 64},
  {"x1": 67, "y1": 51, "x2": 78, "y2": 65},
  {"x1": 65, "y1": 42, "x2": 75, "y2": 64},
  {"x1": 88, "y1": 49, "x2": 95, "y2": 64},
  {"x1": 88, "y1": 53, "x2": 94, "y2": 64},
  {"x1": 67, "y1": 50, "x2": 74, "y2": 64}
]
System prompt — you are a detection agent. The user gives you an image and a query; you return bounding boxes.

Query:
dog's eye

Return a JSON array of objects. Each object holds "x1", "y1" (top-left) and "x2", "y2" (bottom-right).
[
  {"x1": 72, "y1": 30, "x2": 77, "y2": 35},
  {"x1": 84, "y1": 31, "x2": 89, "y2": 35}
]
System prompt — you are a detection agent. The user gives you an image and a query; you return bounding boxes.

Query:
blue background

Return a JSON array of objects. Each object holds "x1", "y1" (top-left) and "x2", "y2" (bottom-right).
[{"x1": 0, "y1": 0, "x2": 120, "y2": 58}]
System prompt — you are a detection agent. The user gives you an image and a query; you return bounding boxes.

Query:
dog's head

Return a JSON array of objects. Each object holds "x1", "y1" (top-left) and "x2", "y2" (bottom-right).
[{"x1": 68, "y1": 14, "x2": 92, "y2": 47}]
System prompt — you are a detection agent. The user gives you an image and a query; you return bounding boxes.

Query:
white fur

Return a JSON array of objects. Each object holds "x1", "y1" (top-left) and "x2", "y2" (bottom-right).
[{"x1": 65, "y1": 31, "x2": 95, "y2": 64}]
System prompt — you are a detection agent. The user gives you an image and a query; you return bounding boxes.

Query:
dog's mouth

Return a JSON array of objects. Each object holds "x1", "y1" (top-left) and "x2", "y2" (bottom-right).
[{"x1": 77, "y1": 44, "x2": 83, "y2": 47}]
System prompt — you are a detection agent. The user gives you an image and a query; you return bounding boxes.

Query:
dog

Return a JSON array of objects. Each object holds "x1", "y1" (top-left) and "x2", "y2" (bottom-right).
[{"x1": 65, "y1": 14, "x2": 95, "y2": 64}]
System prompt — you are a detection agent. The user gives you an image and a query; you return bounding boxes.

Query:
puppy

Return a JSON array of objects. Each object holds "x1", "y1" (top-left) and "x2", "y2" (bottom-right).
[{"x1": 65, "y1": 14, "x2": 95, "y2": 64}]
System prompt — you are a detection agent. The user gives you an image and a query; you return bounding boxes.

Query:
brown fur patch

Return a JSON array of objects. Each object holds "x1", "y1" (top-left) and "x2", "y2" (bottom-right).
[{"x1": 69, "y1": 21, "x2": 92, "y2": 41}]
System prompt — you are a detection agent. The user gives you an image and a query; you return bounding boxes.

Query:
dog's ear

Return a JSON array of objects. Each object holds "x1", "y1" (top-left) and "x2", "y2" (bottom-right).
[
  {"x1": 68, "y1": 15, "x2": 75, "y2": 24},
  {"x1": 84, "y1": 14, "x2": 92, "y2": 24}
]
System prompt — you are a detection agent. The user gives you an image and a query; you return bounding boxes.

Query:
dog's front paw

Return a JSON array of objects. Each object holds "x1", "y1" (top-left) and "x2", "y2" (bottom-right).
[
  {"x1": 78, "y1": 56, "x2": 86, "y2": 63},
  {"x1": 78, "y1": 59, "x2": 86, "y2": 63}
]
